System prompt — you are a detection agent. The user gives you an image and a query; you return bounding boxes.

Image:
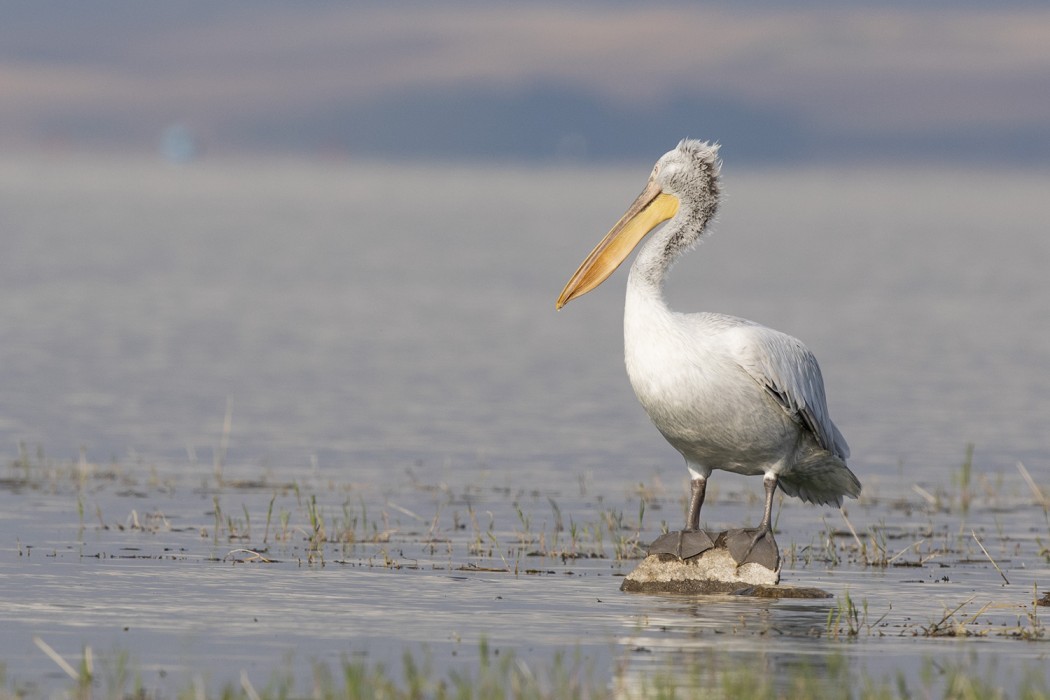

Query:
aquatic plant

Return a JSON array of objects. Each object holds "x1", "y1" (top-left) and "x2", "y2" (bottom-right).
[
  {"x1": 823, "y1": 588, "x2": 889, "y2": 639},
  {"x1": 954, "y1": 443, "x2": 975, "y2": 516},
  {"x1": 7, "y1": 443, "x2": 1050, "y2": 700},
  {"x1": 19, "y1": 639, "x2": 1050, "y2": 700}
]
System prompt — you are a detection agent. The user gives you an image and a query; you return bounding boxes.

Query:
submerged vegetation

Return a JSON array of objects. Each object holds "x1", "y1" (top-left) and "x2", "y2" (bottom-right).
[
  {"x1": 9, "y1": 444, "x2": 1046, "y2": 571},
  {"x1": 4, "y1": 443, "x2": 1049, "y2": 697}
]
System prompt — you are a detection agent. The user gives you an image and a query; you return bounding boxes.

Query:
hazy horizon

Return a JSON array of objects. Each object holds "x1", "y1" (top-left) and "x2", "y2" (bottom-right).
[{"x1": 3, "y1": 2, "x2": 1050, "y2": 165}]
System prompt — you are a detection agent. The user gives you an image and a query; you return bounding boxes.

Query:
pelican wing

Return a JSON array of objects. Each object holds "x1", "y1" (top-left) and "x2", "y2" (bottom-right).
[{"x1": 727, "y1": 325, "x2": 850, "y2": 460}]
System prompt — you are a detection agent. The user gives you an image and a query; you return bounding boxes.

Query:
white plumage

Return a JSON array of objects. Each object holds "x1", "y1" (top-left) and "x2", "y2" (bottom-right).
[{"x1": 558, "y1": 140, "x2": 860, "y2": 565}]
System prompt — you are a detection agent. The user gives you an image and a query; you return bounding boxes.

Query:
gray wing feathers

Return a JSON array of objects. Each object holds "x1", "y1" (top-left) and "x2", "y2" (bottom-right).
[{"x1": 729, "y1": 326, "x2": 850, "y2": 460}]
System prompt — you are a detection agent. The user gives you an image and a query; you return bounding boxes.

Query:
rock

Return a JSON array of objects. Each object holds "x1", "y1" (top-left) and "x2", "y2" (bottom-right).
[
  {"x1": 620, "y1": 546, "x2": 779, "y2": 594},
  {"x1": 620, "y1": 530, "x2": 832, "y2": 597}
]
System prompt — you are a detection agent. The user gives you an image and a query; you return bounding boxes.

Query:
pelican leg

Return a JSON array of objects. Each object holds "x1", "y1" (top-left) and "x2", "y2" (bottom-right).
[
  {"x1": 725, "y1": 475, "x2": 781, "y2": 571},
  {"x1": 648, "y1": 476, "x2": 716, "y2": 559},
  {"x1": 686, "y1": 476, "x2": 706, "y2": 530},
  {"x1": 758, "y1": 473, "x2": 777, "y2": 533}
]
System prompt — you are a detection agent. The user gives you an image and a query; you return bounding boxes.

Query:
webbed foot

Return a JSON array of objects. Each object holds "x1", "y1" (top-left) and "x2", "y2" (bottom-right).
[
  {"x1": 725, "y1": 527, "x2": 781, "y2": 571},
  {"x1": 648, "y1": 529, "x2": 717, "y2": 560}
]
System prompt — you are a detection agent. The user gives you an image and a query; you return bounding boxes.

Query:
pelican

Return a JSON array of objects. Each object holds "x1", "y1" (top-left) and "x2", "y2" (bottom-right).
[{"x1": 557, "y1": 140, "x2": 860, "y2": 569}]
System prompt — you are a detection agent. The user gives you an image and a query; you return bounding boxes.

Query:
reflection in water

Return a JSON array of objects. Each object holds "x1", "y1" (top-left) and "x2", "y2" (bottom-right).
[{"x1": 615, "y1": 594, "x2": 839, "y2": 697}]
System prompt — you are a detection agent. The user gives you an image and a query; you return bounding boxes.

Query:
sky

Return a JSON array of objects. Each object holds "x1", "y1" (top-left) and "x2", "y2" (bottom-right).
[{"x1": 2, "y1": 1, "x2": 1049, "y2": 165}]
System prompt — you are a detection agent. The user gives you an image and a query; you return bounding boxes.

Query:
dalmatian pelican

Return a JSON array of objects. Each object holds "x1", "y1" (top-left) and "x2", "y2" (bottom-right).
[{"x1": 556, "y1": 140, "x2": 861, "y2": 569}]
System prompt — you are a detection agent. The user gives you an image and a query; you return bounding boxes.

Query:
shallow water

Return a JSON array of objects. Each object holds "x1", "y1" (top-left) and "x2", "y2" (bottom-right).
[
  {"x1": 0, "y1": 154, "x2": 1048, "y2": 695},
  {"x1": 1, "y1": 461, "x2": 1047, "y2": 695}
]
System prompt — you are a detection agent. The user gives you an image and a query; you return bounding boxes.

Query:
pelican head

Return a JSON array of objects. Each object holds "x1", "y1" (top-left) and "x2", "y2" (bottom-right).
[{"x1": 556, "y1": 140, "x2": 720, "y2": 309}]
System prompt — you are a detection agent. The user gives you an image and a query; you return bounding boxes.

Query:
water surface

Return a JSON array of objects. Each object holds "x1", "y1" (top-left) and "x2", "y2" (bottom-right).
[{"x1": 0, "y1": 154, "x2": 1047, "y2": 695}]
